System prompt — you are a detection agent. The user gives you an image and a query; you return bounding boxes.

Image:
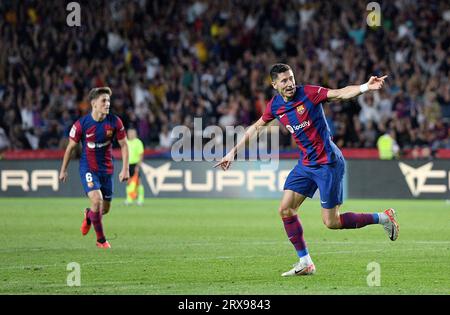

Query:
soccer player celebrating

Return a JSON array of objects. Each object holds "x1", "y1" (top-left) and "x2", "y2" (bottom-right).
[
  {"x1": 215, "y1": 64, "x2": 399, "y2": 276},
  {"x1": 59, "y1": 87, "x2": 129, "y2": 248},
  {"x1": 125, "y1": 128, "x2": 145, "y2": 206}
]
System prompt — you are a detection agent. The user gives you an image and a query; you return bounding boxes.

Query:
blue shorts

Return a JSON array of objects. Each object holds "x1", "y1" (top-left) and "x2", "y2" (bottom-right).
[
  {"x1": 79, "y1": 170, "x2": 114, "y2": 201},
  {"x1": 284, "y1": 156, "x2": 345, "y2": 209}
]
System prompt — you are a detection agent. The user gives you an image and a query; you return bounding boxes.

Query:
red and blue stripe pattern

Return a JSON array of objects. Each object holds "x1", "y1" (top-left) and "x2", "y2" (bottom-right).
[
  {"x1": 69, "y1": 113, "x2": 126, "y2": 174},
  {"x1": 262, "y1": 85, "x2": 341, "y2": 166}
]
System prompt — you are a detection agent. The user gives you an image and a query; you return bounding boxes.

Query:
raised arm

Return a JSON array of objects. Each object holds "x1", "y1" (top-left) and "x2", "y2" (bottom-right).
[
  {"x1": 327, "y1": 75, "x2": 388, "y2": 101},
  {"x1": 59, "y1": 139, "x2": 78, "y2": 182},
  {"x1": 214, "y1": 117, "x2": 269, "y2": 171}
]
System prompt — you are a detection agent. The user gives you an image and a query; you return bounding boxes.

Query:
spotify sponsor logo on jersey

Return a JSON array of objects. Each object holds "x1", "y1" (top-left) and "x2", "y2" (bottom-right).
[
  {"x1": 286, "y1": 121, "x2": 311, "y2": 134},
  {"x1": 87, "y1": 141, "x2": 111, "y2": 149}
]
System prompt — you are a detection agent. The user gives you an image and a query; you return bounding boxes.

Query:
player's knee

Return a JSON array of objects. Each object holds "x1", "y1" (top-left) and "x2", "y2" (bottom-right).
[
  {"x1": 91, "y1": 198, "x2": 103, "y2": 212},
  {"x1": 322, "y1": 217, "x2": 341, "y2": 229},
  {"x1": 278, "y1": 206, "x2": 296, "y2": 218}
]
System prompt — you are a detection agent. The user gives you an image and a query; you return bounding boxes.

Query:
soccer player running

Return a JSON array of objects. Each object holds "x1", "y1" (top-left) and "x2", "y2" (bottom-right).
[
  {"x1": 125, "y1": 128, "x2": 145, "y2": 206},
  {"x1": 215, "y1": 64, "x2": 399, "y2": 276},
  {"x1": 59, "y1": 87, "x2": 130, "y2": 248}
]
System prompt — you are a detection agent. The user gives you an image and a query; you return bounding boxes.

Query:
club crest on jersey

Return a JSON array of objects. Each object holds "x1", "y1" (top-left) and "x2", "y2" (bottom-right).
[
  {"x1": 297, "y1": 105, "x2": 305, "y2": 115},
  {"x1": 106, "y1": 129, "x2": 113, "y2": 138}
]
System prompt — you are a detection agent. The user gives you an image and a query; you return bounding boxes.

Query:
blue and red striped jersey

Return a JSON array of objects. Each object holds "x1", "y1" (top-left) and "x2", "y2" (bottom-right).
[
  {"x1": 262, "y1": 85, "x2": 342, "y2": 166},
  {"x1": 69, "y1": 113, "x2": 126, "y2": 174}
]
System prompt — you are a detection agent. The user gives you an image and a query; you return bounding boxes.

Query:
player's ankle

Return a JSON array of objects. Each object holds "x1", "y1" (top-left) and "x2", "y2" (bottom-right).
[
  {"x1": 97, "y1": 237, "x2": 106, "y2": 244},
  {"x1": 299, "y1": 253, "x2": 313, "y2": 265},
  {"x1": 378, "y1": 212, "x2": 390, "y2": 224}
]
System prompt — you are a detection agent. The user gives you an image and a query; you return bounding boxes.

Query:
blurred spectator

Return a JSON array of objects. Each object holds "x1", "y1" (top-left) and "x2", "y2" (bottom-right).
[
  {"x1": 0, "y1": 126, "x2": 10, "y2": 154},
  {"x1": 360, "y1": 120, "x2": 378, "y2": 148},
  {"x1": 410, "y1": 128, "x2": 432, "y2": 160},
  {"x1": 0, "y1": 0, "x2": 448, "y2": 156},
  {"x1": 358, "y1": 92, "x2": 381, "y2": 127},
  {"x1": 159, "y1": 125, "x2": 173, "y2": 149}
]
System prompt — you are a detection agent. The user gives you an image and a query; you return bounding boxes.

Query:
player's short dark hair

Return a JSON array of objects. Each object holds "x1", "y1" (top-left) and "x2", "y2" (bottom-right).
[
  {"x1": 88, "y1": 87, "x2": 112, "y2": 103},
  {"x1": 270, "y1": 63, "x2": 292, "y2": 81}
]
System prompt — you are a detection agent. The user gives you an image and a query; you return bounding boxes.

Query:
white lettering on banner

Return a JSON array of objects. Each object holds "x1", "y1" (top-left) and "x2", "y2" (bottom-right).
[
  {"x1": 216, "y1": 171, "x2": 245, "y2": 192},
  {"x1": 185, "y1": 170, "x2": 214, "y2": 192},
  {"x1": 1, "y1": 170, "x2": 59, "y2": 191},
  {"x1": 140, "y1": 162, "x2": 182, "y2": 195},
  {"x1": 398, "y1": 162, "x2": 447, "y2": 197},
  {"x1": 140, "y1": 162, "x2": 287, "y2": 196},
  {"x1": 247, "y1": 171, "x2": 276, "y2": 192},
  {"x1": 31, "y1": 170, "x2": 59, "y2": 191},
  {"x1": 1, "y1": 170, "x2": 29, "y2": 191}
]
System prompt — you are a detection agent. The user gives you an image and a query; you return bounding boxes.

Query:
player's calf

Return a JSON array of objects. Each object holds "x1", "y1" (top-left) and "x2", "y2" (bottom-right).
[
  {"x1": 102, "y1": 200, "x2": 111, "y2": 215},
  {"x1": 322, "y1": 216, "x2": 341, "y2": 229}
]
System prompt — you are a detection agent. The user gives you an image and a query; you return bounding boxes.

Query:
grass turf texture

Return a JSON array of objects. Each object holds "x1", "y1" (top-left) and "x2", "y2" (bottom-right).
[{"x1": 0, "y1": 198, "x2": 449, "y2": 295}]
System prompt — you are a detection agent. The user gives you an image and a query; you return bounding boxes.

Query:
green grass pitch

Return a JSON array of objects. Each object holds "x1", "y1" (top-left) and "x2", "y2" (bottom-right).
[{"x1": 0, "y1": 198, "x2": 449, "y2": 294}]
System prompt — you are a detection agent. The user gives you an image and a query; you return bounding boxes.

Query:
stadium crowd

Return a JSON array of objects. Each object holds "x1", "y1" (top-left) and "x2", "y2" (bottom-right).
[{"x1": 0, "y1": 0, "x2": 449, "y2": 158}]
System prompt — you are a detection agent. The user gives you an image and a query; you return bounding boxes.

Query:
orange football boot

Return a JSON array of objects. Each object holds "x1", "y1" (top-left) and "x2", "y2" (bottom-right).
[{"x1": 80, "y1": 208, "x2": 91, "y2": 236}]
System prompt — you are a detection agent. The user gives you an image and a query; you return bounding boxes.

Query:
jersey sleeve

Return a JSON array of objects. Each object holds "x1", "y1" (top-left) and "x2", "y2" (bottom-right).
[
  {"x1": 115, "y1": 116, "x2": 126, "y2": 140},
  {"x1": 261, "y1": 97, "x2": 275, "y2": 122},
  {"x1": 69, "y1": 120, "x2": 82, "y2": 143},
  {"x1": 304, "y1": 85, "x2": 329, "y2": 105}
]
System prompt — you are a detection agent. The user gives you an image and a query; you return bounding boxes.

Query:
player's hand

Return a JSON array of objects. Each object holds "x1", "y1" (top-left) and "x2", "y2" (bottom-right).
[
  {"x1": 367, "y1": 75, "x2": 388, "y2": 90},
  {"x1": 59, "y1": 170, "x2": 68, "y2": 183},
  {"x1": 119, "y1": 169, "x2": 130, "y2": 182},
  {"x1": 214, "y1": 151, "x2": 235, "y2": 171}
]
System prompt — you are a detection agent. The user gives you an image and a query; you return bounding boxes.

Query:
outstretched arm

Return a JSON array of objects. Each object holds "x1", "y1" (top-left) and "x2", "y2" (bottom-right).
[
  {"x1": 59, "y1": 139, "x2": 78, "y2": 182},
  {"x1": 214, "y1": 117, "x2": 269, "y2": 171},
  {"x1": 327, "y1": 75, "x2": 388, "y2": 101}
]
